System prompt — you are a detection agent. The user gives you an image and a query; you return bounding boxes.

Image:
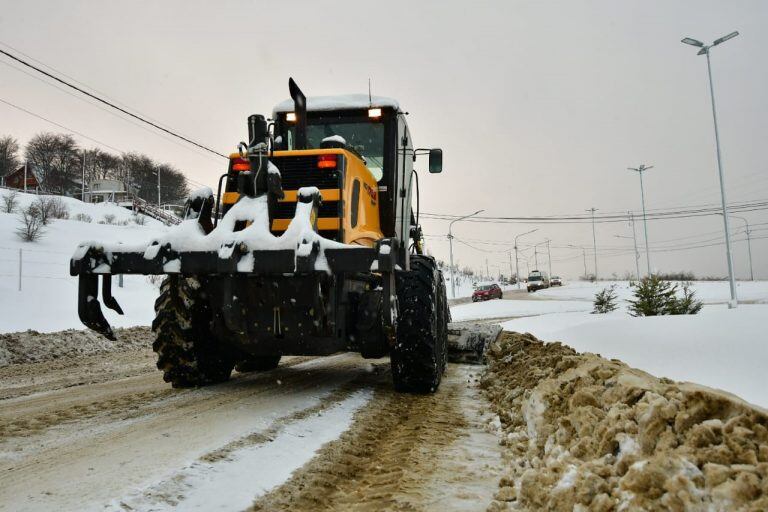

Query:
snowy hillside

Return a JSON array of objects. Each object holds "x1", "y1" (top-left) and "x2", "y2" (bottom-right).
[{"x1": 0, "y1": 189, "x2": 168, "y2": 333}]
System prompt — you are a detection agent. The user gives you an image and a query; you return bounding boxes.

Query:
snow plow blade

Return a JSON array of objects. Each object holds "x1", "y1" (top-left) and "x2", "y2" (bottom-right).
[{"x1": 446, "y1": 323, "x2": 502, "y2": 364}]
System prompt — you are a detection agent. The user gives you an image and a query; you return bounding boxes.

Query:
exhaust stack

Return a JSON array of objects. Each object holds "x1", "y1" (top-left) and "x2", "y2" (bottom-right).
[{"x1": 288, "y1": 77, "x2": 307, "y2": 150}]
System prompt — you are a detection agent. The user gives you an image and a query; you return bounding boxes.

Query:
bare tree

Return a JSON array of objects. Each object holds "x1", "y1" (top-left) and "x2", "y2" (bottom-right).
[
  {"x1": 35, "y1": 196, "x2": 54, "y2": 225},
  {"x1": 16, "y1": 204, "x2": 45, "y2": 242},
  {"x1": 48, "y1": 196, "x2": 69, "y2": 219},
  {"x1": 2, "y1": 189, "x2": 19, "y2": 213},
  {"x1": 0, "y1": 135, "x2": 20, "y2": 178},
  {"x1": 25, "y1": 133, "x2": 80, "y2": 194}
]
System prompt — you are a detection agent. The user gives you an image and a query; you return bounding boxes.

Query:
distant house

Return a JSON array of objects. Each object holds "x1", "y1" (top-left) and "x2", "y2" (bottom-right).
[
  {"x1": 1, "y1": 165, "x2": 42, "y2": 192},
  {"x1": 84, "y1": 179, "x2": 133, "y2": 207}
]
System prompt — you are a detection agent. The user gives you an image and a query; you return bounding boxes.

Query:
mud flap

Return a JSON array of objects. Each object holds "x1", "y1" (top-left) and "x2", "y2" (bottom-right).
[{"x1": 78, "y1": 274, "x2": 123, "y2": 340}]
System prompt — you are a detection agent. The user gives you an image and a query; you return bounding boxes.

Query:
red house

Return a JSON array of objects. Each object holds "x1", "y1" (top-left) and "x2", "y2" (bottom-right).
[{"x1": 1, "y1": 165, "x2": 42, "y2": 192}]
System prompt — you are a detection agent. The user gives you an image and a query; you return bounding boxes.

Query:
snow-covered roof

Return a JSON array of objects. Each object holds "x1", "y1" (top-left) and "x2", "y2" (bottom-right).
[{"x1": 272, "y1": 94, "x2": 400, "y2": 115}]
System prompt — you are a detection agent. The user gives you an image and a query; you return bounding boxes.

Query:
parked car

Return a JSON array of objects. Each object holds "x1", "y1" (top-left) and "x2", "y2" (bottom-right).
[
  {"x1": 472, "y1": 283, "x2": 503, "y2": 302},
  {"x1": 550, "y1": 276, "x2": 563, "y2": 286},
  {"x1": 527, "y1": 270, "x2": 550, "y2": 292}
]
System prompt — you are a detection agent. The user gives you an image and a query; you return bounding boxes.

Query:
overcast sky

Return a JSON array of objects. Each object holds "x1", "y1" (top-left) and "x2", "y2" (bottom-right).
[{"x1": 1, "y1": 0, "x2": 766, "y2": 280}]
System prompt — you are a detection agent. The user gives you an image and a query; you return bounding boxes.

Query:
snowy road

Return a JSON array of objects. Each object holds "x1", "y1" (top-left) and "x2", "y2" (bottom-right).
[{"x1": 0, "y1": 337, "x2": 500, "y2": 512}]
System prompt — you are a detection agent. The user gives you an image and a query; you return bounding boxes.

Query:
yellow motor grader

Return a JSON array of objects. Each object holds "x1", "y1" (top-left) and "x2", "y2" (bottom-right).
[{"x1": 70, "y1": 78, "x2": 452, "y2": 392}]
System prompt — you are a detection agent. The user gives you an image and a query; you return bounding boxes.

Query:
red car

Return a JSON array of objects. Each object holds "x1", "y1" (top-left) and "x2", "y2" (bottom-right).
[{"x1": 472, "y1": 283, "x2": 503, "y2": 302}]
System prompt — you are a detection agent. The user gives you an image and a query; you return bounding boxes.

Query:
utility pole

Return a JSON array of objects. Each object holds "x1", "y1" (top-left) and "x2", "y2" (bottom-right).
[
  {"x1": 682, "y1": 31, "x2": 739, "y2": 308},
  {"x1": 514, "y1": 229, "x2": 538, "y2": 289},
  {"x1": 485, "y1": 258, "x2": 489, "y2": 280},
  {"x1": 629, "y1": 212, "x2": 640, "y2": 280},
  {"x1": 587, "y1": 208, "x2": 598, "y2": 280},
  {"x1": 81, "y1": 149, "x2": 86, "y2": 202},
  {"x1": 628, "y1": 165, "x2": 653, "y2": 276},
  {"x1": 546, "y1": 239, "x2": 552, "y2": 277},
  {"x1": 721, "y1": 214, "x2": 753, "y2": 281},
  {"x1": 24, "y1": 161, "x2": 28, "y2": 193},
  {"x1": 740, "y1": 217, "x2": 754, "y2": 282},
  {"x1": 568, "y1": 244, "x2": 588, "y2": 280},
  {"x1": 448, "y1": 209, "x2": 484, "y2": 298},
  {"x1": 534, "y1": 245, "x2": 539, "y2": 269},
  {"x1": 157, "y1": 168, "x2": 161, "y2": 206}
]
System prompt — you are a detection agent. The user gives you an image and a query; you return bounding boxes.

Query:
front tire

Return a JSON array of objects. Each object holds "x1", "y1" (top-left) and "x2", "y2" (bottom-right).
[
  {"x1": 391, "y1": 256, "x2": 447, "y2": 393},
  {"x1": 152, "y1": 276, "x2": 236, "y2": 388}
]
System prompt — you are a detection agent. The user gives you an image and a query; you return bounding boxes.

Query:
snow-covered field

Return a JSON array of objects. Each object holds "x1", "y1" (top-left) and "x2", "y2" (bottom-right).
[
  {"x1": 536, "y1": 279, "x2": 768, "y2": 304},
  {"x1": 0, "y1": 189, "x2": 166, "y2": 333},
  {"x1": 451, "y1": 280, "x2": 768, "y2": 409}
]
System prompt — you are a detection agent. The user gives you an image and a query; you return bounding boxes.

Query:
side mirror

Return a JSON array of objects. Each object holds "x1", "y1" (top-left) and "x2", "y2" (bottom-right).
[{"x1": 428, "y1": 148, "x2": 443, "y2": 173}]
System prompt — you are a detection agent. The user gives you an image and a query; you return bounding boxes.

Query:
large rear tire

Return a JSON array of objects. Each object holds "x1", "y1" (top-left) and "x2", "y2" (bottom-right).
[
  {"x1": 152, "y1": 276, "x2": 235, "y2": 388},
  {"x1": 391, "y1": 256, "x2": 448, "y2": 393}
]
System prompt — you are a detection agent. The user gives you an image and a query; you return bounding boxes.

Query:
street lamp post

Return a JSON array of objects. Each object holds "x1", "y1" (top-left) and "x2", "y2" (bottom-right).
[
  {"x1": 682, "y1": 31, "x2": 740, "y2": 308},
  {"x1": 514, "y1": 228, "x2": 538, "y2": 289},
  {"x1": 628, "y1": 165, "x2": 653, "y2": 276},
  {"x1": 157, "y1": 169, "x2": 161, "y2": 206},
  {"x1": 448, "y1": 209, "x2": 484, "y2": 298}
]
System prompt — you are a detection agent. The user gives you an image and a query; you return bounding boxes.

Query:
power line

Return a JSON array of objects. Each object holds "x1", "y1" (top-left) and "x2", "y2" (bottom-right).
[
  {"x1": 421, "y1": 200, "x2": 768, "y2": 225},
  {"x1": 0, "y1": 96, "x2": 210, "y2": 189},
  {"x1": 0, "y1": 58, "x2": 226, "y2": 165},
  {"x1": 0, "y1": 46, "x2": 228, "y2": 159},
  {"x1": 0, "y1": 96, "x2": 125, "y2": 153}
]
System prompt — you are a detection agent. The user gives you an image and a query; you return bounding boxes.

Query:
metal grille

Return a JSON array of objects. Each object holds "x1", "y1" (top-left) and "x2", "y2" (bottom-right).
[{"x1": 273, "y1": 156, "x2": 341, "y2": 190}]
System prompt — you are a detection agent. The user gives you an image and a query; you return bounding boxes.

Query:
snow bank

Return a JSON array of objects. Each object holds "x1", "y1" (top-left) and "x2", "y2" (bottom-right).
[
  {"x1": 481, "y1": 332, "x2": 768, "y2": 510},
  {"x1": 502, "y1": 305, "x2": 768, "y2": 409}
]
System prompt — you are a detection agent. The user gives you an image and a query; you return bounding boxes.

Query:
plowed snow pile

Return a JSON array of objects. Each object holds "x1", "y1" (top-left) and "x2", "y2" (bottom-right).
[
  {"x1": 0, "y1": 326, "x2": 151, "y2": 366},
  {"x1": 481, "y1": 332, "x2": 768, "y2": 511}
]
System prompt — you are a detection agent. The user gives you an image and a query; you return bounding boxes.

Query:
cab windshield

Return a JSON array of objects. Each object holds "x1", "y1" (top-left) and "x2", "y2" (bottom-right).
[
  {"x1": 285, "y1": 121, "x2": 385, "y2": 180},
  {"x1": 528, "y1": 276, "x2": 542, "y2": 282}
]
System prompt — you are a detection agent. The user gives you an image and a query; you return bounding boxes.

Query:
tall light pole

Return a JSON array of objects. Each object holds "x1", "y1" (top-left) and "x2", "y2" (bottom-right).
[
  {"x1": 719, "y1": 213, "x2": 753, "y2": 281},
  {"x1": 157, "y1": 169, "x2": 161, "y2": 206},
  {"x1": 448, "y1": 209, "x2": 484, "y2": 298},
  {"x1": 682, "y1": 31, "x2": 739, "y2": 308},
  {"x1": 586, "y1": 208, "x2": 598, "y2": 280},
  {"x1": 514, "y1": 228, "x2": 538, "y2": 289},
  {"x1": 628, "y1": 165, "x2": 653, "y2": 276}
]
